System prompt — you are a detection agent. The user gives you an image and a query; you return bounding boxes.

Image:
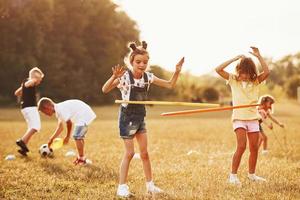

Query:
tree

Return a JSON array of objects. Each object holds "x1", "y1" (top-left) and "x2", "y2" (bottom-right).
[
  {"x1": 285, "y1": 76, "x2": 300, "y2": 98},
  {"x1": 0, "y1": 0, "x2": 139, "y2": 105},
  {"x1": 147, "y1": 65, "x2": 176, "y2": 100},
  {"x1": 202, "y1": 87, "x2": 219, "y2": 102}
]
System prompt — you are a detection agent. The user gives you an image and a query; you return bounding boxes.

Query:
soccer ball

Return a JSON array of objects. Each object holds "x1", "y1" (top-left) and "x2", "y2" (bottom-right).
[{"x1": 39, "y1": 144, "x2": 53, "y2": 157}]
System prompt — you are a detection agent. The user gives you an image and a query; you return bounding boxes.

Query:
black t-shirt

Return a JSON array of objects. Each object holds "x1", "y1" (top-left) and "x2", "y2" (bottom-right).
[{"x1": 21, "y1": 79, "x2": 37, "y2": 109}]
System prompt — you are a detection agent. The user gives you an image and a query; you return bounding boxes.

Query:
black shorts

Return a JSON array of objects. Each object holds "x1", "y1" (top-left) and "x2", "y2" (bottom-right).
[{"x1": 259, "y1": 121, "x2": 264, "y2": 133}]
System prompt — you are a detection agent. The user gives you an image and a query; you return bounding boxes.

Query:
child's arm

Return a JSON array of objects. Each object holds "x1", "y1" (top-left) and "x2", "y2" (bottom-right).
[
  {"x1": 48, "y1": 120, "x2": 64, "y2": 147},
  {"x1": 215, "y1": 55, "x2": 245, "y2": 80},
  {"x1": 14, "y1": 85, "x2": 22, "y2": 96},
  {"x1": 267, "y1": 113, "x2": 284, "y2": 128},
  {"x1": 102, "y1": 65, "x2": 125, "y2": 93},
  {"x1": 249, "y1": 47, "x2": 270, "y2": 83},
  {"x1": 63, "y1": 120, "x2": 72, "y2": 144},
  {"x1": 24, "y1": 78, "x2": 38, "y2": 87},
  {"x1": 152, "y1": 57, "x2": 184, "y2": 89},
  {"x1": 262, "y1": 120, "x2": 273, "y2": 129}
]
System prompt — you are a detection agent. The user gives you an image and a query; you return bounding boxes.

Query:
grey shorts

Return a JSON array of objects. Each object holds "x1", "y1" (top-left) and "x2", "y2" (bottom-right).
[
  {"x1": 119, "y1": 108, "x2": 146, "y2": 139},
  {"x1": 73, "y1": 125, "x2": 88, "y2": 140}
]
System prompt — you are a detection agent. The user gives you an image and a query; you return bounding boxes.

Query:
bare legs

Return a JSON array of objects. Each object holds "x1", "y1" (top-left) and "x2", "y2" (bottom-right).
[{"x1": 231, "y1": 128, "x2": 259, "y2": 174}]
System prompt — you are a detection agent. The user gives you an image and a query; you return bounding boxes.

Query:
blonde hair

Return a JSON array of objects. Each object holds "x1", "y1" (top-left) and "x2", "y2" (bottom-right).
[
  {"x1": 37, "y1": 97, "x2": 54, "y2": 111},
  {"x1": 259, "y1": 94, "x2": 275, "y2": 113},
  {"x1": 124, "y1": 41, "x2": 149, "y2": 68},
  {"x1": 29, "y1": 67, "x2": 44, "y2": 78}
]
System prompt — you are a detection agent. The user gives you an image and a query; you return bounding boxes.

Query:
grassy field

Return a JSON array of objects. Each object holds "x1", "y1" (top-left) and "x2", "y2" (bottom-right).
[{"x1": 0, "y1": 102, "x2": 300, "y2": 199}]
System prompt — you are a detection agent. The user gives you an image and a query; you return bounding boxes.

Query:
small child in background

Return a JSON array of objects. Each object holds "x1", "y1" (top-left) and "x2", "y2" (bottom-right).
[
  {"x1": 14, "y1": 67, "x2": 44, "y2": 156},
  {"x1": 38, "y1": 97, "x2": 96, "y2": 165},
  {"x1": 258, "y1": 95, "x2": 285, "y2": 154}
]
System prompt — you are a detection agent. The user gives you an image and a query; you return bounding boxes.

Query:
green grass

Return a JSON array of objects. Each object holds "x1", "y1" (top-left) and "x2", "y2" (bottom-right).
[{"x1": 0, "y1": 102, "x2": 300, "y2": 199}]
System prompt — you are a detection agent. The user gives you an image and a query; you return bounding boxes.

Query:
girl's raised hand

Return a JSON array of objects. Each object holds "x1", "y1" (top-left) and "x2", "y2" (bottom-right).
[
  {"x1": 112, "y1": 65, "x2": 126, "y2": 78},
  {"x1": 176, "y1": 57, "x2": 185, "y2": 72},
  {"x1": 249, "y1": 46, "x2": 261, "y2": 58}
]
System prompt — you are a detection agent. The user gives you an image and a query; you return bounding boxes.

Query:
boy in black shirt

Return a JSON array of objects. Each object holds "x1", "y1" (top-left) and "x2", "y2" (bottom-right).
[{"x1": 14, "y1": 67, "x2": 44, "y2": 156}]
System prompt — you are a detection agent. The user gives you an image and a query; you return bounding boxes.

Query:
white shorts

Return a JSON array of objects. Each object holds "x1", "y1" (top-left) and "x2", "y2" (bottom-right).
[
  {"x1": 21, "y1": 106, "x2": 41, "y2": 131},
  {"x1": 233, "y1": 120, "x2": 259, "y2": 133}
]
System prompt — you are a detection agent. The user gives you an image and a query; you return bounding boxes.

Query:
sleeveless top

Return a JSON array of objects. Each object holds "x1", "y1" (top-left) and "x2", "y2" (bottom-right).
[{"x1": 21, "y1": 79, "x2": 37, "y2": 109}]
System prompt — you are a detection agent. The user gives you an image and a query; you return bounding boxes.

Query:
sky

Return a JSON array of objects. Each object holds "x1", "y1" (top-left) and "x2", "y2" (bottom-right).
[{"x1": 113, "y1": 0, "x2": 300, "y2": 75}]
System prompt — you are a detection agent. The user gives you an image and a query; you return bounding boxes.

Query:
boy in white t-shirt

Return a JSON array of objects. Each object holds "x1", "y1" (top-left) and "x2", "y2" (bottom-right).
[{"x1": 38, "y1": 97, "x2": 96, "y2": 165}]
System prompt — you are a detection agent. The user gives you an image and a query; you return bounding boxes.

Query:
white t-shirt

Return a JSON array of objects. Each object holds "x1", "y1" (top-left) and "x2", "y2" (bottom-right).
[
  {"x1": 54, "y1": 100, "x2": 96, "y2": 126},
  {"x1": 117, "y1": 71, "x2": 154, "y2": 107}
]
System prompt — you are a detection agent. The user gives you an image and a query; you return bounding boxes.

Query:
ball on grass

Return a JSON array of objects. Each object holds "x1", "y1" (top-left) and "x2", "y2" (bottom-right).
[{"x1": 39, "y1": 144, "x2": 53, "y2": 157}]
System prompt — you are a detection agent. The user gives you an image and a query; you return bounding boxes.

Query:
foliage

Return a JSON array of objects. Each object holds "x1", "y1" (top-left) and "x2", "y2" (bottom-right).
[
  {"x1": 0, "y1": 0, "x2": 139, "y2": 105},
  {"x1": 285, "y1": 76, "x2": 300, "y2": 98},
  {"x1": 1, "y1": 0, "x2": 300, "y2": 105}
]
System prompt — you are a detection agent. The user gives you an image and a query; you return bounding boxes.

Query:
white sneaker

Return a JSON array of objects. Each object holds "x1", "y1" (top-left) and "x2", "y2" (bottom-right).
[
  {"x1": 248, "y1": 174, "x2": 267, "y2": 182},
  {"x1": 146, "y1": 181, "x2": 163, "y2": 194},
  {"x1": 73, "y1": 157, "x2": 92, "y2": 166},
  {"x1": 117, "y1": 184, "x2": 133, "y2": 197},
  {"x1": 85, "y1": 159, "x2": 92, "y2": 165},
  {"x1": 228, "y1": 173, "x2": 242, "y2": 185},
  {"x1": 261, "y1": 150, "x2": 269, "y2": 155}
]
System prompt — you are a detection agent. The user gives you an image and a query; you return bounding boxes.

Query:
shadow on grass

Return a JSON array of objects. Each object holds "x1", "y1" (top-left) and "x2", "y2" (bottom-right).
[
  {"x1": 40, "y1": 160, "x2": 118, "y2": 183},
  {"x1": 269, "y1": 182, "x2": 300, "y2": 195},
  {"x1": 16, "y1": 154, "x2": 33, "y2": 162},
  {"x1": 112, "y1": 192, "x2": 178, "y2": 200}
]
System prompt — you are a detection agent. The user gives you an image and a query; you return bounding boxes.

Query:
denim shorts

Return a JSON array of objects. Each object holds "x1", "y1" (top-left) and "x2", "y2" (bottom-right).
[
  {"x1": 73, "y1": 125, "x2": 88, "y2": 140},
  {"x1": 119, "y1": 107, "x2": 147, "y2": 139}
]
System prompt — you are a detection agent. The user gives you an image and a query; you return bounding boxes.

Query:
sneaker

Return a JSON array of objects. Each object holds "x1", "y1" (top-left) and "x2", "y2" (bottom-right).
[
  {"x1": 73, "y1": 157, "x2": 92, "y2": 166},
  {"x1": 117, "y1": 184, "x2": 133, "y2": 198},
  {"x1": 17, "y1": 149, "x2": 28, "y2": 156},
  {"x1": 16, "y1": 139, "x2": 29, "y2": 152},
  {"x1": 248, "y1": 174, "x2": 267, "y2": 182},
  {"x1": 85, "y1": 159, "x2": 92, "y2": 165},
  {"x1": 261, "y1": 150, "x2": 269, "y2": 155},
  {"x1": 146, "y1": 181, "x2": 163, "y2": 194},
  {"x1": 228, "y1": 173, "x2": 241, "y2": 185}
]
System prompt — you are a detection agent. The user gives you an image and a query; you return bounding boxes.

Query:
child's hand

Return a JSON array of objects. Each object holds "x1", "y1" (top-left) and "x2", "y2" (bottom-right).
[
  {"x1": 279, "y1": 123, "x2": 285, "y2": 128},
  {"x1": 268, "y1": 123, "x2": 273, "y2": 130},
  {"x1": 112, "y1": 65, "x2": 126, "y2": 79},
  {"x1": 24, "y1": 79, "x2": 37, "y2": 87},
  {"x1": 249, "y1": 47, "x2": 261, "y2": 58},
  {"x1": 175, "y1": 57, "x2": 184, "y2": 72},
  {"x1": 63, "y1": 136, "x2": 70, "y2": 145}
]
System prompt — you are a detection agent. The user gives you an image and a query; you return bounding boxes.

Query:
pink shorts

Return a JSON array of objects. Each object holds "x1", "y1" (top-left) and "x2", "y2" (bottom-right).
[{"x1": 233, "y1": 120, "x2": 260, "y2": 133}]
